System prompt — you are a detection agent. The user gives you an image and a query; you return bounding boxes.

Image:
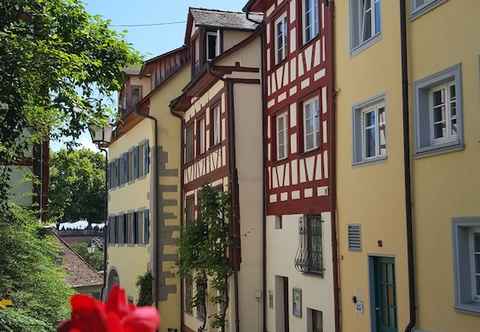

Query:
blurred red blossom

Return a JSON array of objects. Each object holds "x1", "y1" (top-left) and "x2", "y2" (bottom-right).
[{"x1": 58, "y1": 286, "x2": 160, "y2": 332}]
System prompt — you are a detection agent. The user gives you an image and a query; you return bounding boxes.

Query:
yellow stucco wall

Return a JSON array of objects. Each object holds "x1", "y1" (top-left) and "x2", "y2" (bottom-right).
[
  {"x1": 409, "y1": 1, "x2": 480, "y2": 331},
  {"x1": 335, "y1": 1, "x2": 410, "y2": 331},
  {"x1": 108, "y1": 118, "x2": 154, "y2": 304}
]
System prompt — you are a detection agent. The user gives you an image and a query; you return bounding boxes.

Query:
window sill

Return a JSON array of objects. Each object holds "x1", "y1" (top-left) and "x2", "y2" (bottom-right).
[
  {"x1": 350, "y1": 33, "x2": 382, "y2": 57},
  {"x1": 300, "y1": 146, "x2": 322, "y2": 158},
  {"x1": 455, "y1": 303, "x2": 480, "y2": 316},
  {"x1": 414, "y1": 142, "x2": 464, "y2": 159},
  {"x1": 299, "y1": 34, "x2": 322, "y2": 54},
  {"x1": 352, "y1": 155, "x2": 387, "y2": 167},
  {"x1": 270, "y1": 157, "x2": 289, "y2": 166},
  {"x1": 410, "y1": 0, "x2": 448, "y2": 21},
  {"x1": 271, "y1": 57, "x2": 289, "y2": 72},
  {"x1": 302, "y1": 271, "x2": 324, "y2": 278}
]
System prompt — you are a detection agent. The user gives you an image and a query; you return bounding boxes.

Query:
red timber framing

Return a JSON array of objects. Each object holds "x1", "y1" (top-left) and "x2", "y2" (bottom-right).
[{"x1": 247, "y1": 0, "x2": 334, "y2": 217}]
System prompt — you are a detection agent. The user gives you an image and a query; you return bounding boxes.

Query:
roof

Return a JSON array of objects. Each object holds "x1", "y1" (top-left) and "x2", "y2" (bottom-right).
[
  {"x1": 143, "y1": 46, "x2": 186, "y2": 66},
  {"x1": 123, "y1": 65, "x2": 142, "y2": 76},
  {"x1": 189, "y1": 7, "x2": 263, "y2": 30},
  {"x1": 53, "y1": 232, "x2": 103, "y2": 289},
  {"x1": 243, "y1": 0, "x2": 274, "y2": 12}
]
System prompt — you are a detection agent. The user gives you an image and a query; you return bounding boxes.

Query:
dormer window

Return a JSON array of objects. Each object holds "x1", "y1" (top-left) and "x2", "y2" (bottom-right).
[
  {"x1": 206, "y1": 30, "x2": 220, "y2": 61},
  {"x1": 130, "y1": 85, "x2": 142, "y2": 107}
]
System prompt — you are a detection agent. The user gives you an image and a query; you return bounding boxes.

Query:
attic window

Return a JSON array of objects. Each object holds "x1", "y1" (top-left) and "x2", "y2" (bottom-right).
[{"x1": 207, "y1": 31, "x2": 220, "y2": 61}]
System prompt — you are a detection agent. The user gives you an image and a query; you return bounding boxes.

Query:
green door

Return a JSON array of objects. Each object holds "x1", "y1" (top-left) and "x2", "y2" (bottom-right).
[{"x1": 372, "y1": 257, "x2": 398, "y2": 332}]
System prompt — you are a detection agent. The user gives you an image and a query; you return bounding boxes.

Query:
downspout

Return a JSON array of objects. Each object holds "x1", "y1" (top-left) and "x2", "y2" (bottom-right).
[
  {"x1": 400, "y1": 1, "x2": 416, "y2": 331},
  {"x1": 226, "y1": 79, "x2": 241, "y2": 332},
  {"x1": 170, "y1": 107, "x2": 185, "y2": 330},
  {"x1": 135, "y1": 109, "x2": 160, "y2": 309},
  {"x1": 100, "y1": 148, "x2": 109, "y2": 300},
  {"x1": 325, "y1": 1, "x2": 341, "y2": 331}
]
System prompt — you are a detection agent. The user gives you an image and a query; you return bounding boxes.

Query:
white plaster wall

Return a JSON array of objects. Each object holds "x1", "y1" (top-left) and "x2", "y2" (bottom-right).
[{"x1": 266, "y1": 212, "x2": 335, "y2": 332}]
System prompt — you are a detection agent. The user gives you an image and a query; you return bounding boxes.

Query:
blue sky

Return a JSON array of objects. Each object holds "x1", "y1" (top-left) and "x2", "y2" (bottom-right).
[{"x1": 52, "y1": 0, "x2": 248, "y2": 151}]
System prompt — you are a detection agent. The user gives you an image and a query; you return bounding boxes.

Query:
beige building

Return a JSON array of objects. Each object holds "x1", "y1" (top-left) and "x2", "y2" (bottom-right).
[
  {"x1": 171, "y1": 7, "x2": 264, "y2": 332},
  {"x1": 105, "y1": 47, "x2": 189, "y2": 332}
]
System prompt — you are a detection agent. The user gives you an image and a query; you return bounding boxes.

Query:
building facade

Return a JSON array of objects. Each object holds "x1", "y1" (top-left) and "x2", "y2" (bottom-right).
[
  {"x1": 106, "y1": 47, "x2": 189, "y2": 332},
  {"x1": 171, "y1": 7, "x2": 264, "y2": 332},
  {"x1": 244, "y1": 1, "x2": 337, "y2": 331}
]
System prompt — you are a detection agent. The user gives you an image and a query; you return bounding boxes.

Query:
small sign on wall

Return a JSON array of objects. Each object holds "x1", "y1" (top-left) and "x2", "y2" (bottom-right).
[
  {"x1": 292, "y1": 288, "x2": 302, "y2": 318},
  {"x1": 268, "y1": 290, "x2": 274, "y2": 309}
]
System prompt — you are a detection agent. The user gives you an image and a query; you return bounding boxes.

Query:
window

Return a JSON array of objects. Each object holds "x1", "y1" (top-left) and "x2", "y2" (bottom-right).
[
  {"x1": 185, "y1": 124, "x2": 194, "y2": 163},
  {"x1": 350, "y1": 0, "x2": 381, "y2": 52},
  {"x1": 143, "y1": 142, "x2": 150, "y2": 175},
  {"x1": 186, "y1": 196, "x2": 195, "y2": 225},
  {"x1": 306, "y1": 215, "x2": 323, "y2": 273},
  {"x1": 276, "y1": 112, "x2": 288, "y2": 160},
  {"x1": 185, "y1": 277, "x2": 193, "y2": 314},
  {"x1": 274, "y1": 215, "x2": 283, "y2": 230},
  {"x1": 303, "y1": 0, "x2": 320, "y2": 44},
  {"x1": 137, "y1": 211, "x2": 144, "y2": 244},
  {"x1": 275, "y1": 13, "x2": 288, "y2": 64},
  {"x1": 197, "y1": 117, "x2": 206, "y2": 155},
  {"x1": 130, "y1": 86, "x2": 142, "y2": 107},
  {"x1": 196, "y1": 280, "x2": 207, "y2": 321},
  {"x1": 307, "y1": 309, "x2": 323, "y2": 332},
  {"x1": 123, "y1": 215, "x2": 128, "y2": 244},
  {"x1": 143, "y1": 210, "x2": 150, "y2": 244},
  {"x1": 414, "y1": 64, "x2": 463, "y2": 156},
  {"x1": 128, "y1": 150, "x2": 134, "y2": 181},
  {"x1": 353, "y1": 95, "x2": 387, "y2": 164},
  {"x1": 411, "y1": 0, "x2": 445, "y2": 18},
  {"x1": 303, "y1": 97, "x2": 321, "y2": 152},
  {"x1": 211, "y1": 104, "x2": 221, "y2": 146},
  {"x1": 139, "y1": 143, "x2": 145, "y2": 177},
  {"x1": 453, "y1": 218, "x2": 480, "y2": 313},
  {"x1": 207, "y1": 31, "x2": 220, "y2": 61},
  {"x1": 133, "y1": 212, "x2": 139, "y2": 244},
  {"x1": 133, "y1": 146, "x2": 140, "y2": 179}
]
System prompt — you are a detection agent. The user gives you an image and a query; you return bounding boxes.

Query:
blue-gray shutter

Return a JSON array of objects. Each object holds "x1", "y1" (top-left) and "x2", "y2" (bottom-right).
[
  {"x1": 144, "y1": 143, "x2": 150, "y2": 175},
  {"x1": 144, "y1": 210, "x2": 150, "y2": 244},
  {"x1": 134, "y1": 146, "x2": 140, "y2": 179}
]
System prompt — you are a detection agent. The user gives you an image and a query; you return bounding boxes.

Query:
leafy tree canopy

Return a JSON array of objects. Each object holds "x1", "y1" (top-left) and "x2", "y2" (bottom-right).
[
  {"x1": 50, "y1": 148, "x2": 106, "y2": 224},
  {"x1": 0, "y1": 0, "x2": 140, "y2": 214}
]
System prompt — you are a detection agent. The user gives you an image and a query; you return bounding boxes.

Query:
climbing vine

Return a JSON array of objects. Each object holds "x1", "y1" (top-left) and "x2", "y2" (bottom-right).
[{"x1": 178, "y1": 186, "x2": 233, "y2": 332}]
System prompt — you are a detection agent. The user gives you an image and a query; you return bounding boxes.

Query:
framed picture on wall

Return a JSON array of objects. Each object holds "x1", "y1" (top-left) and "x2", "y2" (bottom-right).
[{"x1": 292, "y1": 288, "x2": 302, "y2": 318}]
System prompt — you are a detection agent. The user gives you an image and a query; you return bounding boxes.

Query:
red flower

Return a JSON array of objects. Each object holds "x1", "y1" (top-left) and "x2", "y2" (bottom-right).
[{"x1": 58, "y1": 286, "x2": 160, "y2": 332}]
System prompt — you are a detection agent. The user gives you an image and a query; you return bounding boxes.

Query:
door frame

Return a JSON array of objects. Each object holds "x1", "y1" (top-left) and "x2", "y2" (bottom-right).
[{"x1": 368, "y1": 255, "x2": 398, "y2": 332}]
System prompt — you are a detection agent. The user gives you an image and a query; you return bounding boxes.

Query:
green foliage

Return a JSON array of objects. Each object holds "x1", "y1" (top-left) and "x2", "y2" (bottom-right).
[
  {"x1": 0, "y1": 205, "x2": 74, "y2": 327},
  {"x1": 70, "y1": 242, "x2": 104, "y2": 271},
  {"x1": 178, "y1": 186, "x2": 233, "y2": 332},
  {"x1": 136, "y1": 272, "x2": 153, "y2": 306},
  {"x1": 0, "y1": 308, "x2": 53, "y2": 332},
  {"x1": 0, "y1": 0, "x2": 140, "y2": 213},
  {"x1": 50, "y1": 148, "x2": 106, "y2": 224}
]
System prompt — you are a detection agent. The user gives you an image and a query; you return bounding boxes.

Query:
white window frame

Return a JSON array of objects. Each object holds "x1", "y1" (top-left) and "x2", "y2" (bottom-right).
[
  {"x1": 428, "y1": 82, "x2": 457, "y2": 146},
  {"x1": 471, "y1": 227, "x2": 480, "y2": 302},
  {"x1": 198, "y1": 117, "x2": 206, "y2": 155},
  {"x1": 360, "y1": 103, "x2": 386, "y2": 161},
  {"x1": 276, "y1": 112, "x2": 288, "y2": 160},
  {"x1": 303, "y1": 97, "x2": 321, "y2": 152},
  {"x1": 359, "y1": 0, "x2": 380, "y2": 44},
  {"x1": 206, "y1": 31, "x2": 220, "y2": 61},
  {"x1": 212, "y1": 105, "x2": 221, "y2": 146},
  {"x1": 302, "y1": 0, "x2": 320, "y2": 44},
  {"x1": 275, "y1": 13, "x2": 288, "y2": 65}
]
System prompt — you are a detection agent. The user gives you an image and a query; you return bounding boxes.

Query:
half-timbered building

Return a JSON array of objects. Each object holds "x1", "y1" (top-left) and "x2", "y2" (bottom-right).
[
  {"x1": 243, "y1": 1, "x2": 337, "y2": 331},
  {"x1": 171, "y1": 7, "x2": 264, "y2": 332}
]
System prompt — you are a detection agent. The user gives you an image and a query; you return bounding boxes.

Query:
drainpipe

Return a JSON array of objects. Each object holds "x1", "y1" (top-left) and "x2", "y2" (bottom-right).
[
  {"x1": 324, "y1": 1, "x2": 341, "y2": 331},
  {"x1": 135, "y1": 109, "x2": 160, "y2": 309},
  {"x1": 170, "y1": 107, "x2": 185, "y2": 330},
  {"x1": 100, "y1": 148, "x2": 109, "y2": 300},
  {"x1": 399, "y1": 1, "x2": 416, "y2": 331}
]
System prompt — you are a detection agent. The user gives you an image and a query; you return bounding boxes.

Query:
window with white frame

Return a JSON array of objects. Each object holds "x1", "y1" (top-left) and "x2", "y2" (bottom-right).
[
  {"x1": 303, "y1": 97, "x2": 321, "y2": 152},
  {"x1": 353, "y1": 95, "x2": 387, "y2": 164},
  {"x1": 185, "y1": 124, "x2": 194, "y2": 163},
  {"x1": 350, "y1": 0, "x2": 381, "y2": 51},
  {"x1": 276, "y1": 112, "x2": 288, "y2": 160},
  {"x1": 414, "y1": 64, "x2": 463, "y2": 155},
  {"x1": 212, "y1": 104, "x2": 221, "y2": 146},
  {"x1": 206, "y1": 31, "x2": 220, "y2": 61},
  {"x1": 197, "y1": 117, "x2": 206, "y2": 155},
  {"x1": 411, "y1": 0, "x2": 444, "y2": 17},
  {"x1": 303, "y1": 0, "x2": 320, "y2": 44},
  {"x1": 275, "y1": 13, "x2": 288, "y2": 64},
  {"x1": 429, "y1": 82, "x2": 457, "y2": 145},
  {"x1": 453, "y1": 218, "x2": 480, "y2": 313}
]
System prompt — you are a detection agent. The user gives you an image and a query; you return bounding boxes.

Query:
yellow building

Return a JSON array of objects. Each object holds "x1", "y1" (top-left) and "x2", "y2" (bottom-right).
[
  {"x1": 105, "y1": 47, "x2": 190, "y2": 332},
  {"x1": 335, "y1": 1, "x2": 410, "y2": 332},
  {"x1": 408, "y1": 1, "x2": 480, "y2": 331}
]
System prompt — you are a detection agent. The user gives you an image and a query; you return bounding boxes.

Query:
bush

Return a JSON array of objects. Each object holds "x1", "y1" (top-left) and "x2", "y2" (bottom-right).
[
  {"x1": 136, "y1": 272, "x2": 153, "y2": 306},
  {"x1": 0, "y1": 308, "x2": 53, "y2": 332},
  {"x1": 71, "y1": 242, "x2": 104, "y2": 271}
]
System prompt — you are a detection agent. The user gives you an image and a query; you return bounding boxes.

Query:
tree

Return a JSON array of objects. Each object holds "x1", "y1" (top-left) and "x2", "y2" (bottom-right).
[
  {"x1": 0, "y1": 0, "x2": 140, "y2": 216},
  {"x1": 0, "y1": 205, "x2": 74, "y2": 330},
  {"x1": 136, "y1": 272, "x2": 153, "y2": 306},
  {"x1": 178, "y1": 186, "x2": 233, "y2": 332},
  {"x1": 70, "y1": 242, "x2": 104, "y2": 272},
  {"x1": 50, "y1": 149, "x2": 106, "y2": 224}
]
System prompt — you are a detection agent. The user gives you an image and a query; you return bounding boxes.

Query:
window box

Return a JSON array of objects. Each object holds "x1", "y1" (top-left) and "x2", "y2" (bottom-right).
[
  {"x1": 453, "y1": 217, "x2": 480, "y2": 314},
  {"x1": 414, "y1": 64, "x2": 463, "y2": 157},
  {"x1": 352, "y1": 94, "x2": 387, "y2": 165}
]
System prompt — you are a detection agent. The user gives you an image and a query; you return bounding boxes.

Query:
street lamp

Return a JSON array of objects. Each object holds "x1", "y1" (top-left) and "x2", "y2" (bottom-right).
[{"x1": 88, "y1": 123, "x2": 113, "y2": 300}]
